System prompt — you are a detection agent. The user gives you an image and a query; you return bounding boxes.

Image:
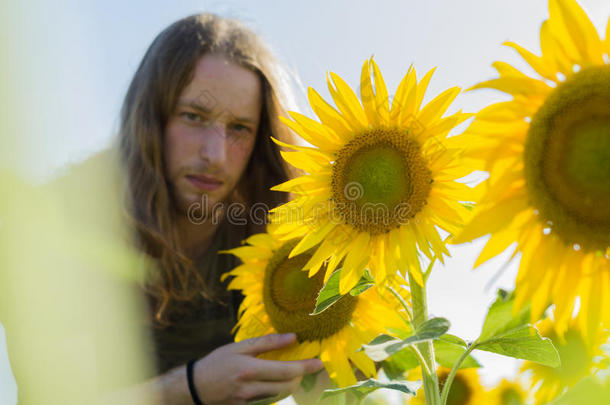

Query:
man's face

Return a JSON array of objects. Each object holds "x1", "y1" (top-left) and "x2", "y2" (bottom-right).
[{"x1": 164, "y1": 53, "x2": 262, "y2": 216}]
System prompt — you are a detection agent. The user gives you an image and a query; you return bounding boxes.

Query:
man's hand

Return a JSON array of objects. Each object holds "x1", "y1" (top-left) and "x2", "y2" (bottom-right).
[{"x1": 194, "y1": 333, "x2": 324, "y2": 404}]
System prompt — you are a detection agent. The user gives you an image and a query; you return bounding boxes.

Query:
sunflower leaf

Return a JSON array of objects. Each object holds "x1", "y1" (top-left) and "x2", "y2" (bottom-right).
[
  {"x1": 434, "y1": 335, "x2": 481, "y2": 369},
  {"x1": 361, "y1": 317, "x2": 450, "y2": 361},
  {"x1": 475, "y1": 325, "x2": 560, "y2": 367},
  {"x1": 478, "y1": 289, "x2": 531, "y2": 341},
  {"x1": 312, "y1": 270, "x2": 343, "y2": 315},
  {"x1": 438, "y1": 333, "x2": 468, "y2": 347},
  {"x1": 349, "y1": 269, "x2": 374, "y2": 296},
  {"x1": 312, "y1": 269, "x2": 373, "y2": 314},
  {"x1": 381, "y1": 348, "x2": 420, "y2": 379},
  {"x1": 547, "y1": 376, "x2": 610, "y2": 405},
  {"x1": 381, "y1": 334, "x2": 479, "y2": 378},
  {"x1": 473, "y1": 290, "x2": 559, "y2": 366},
  {"x1": 300, "y1": 369, "x2": 322, "y2": 392},
  {"x1": 320, "y1": 378, "x2": 421, "y2": 401}
]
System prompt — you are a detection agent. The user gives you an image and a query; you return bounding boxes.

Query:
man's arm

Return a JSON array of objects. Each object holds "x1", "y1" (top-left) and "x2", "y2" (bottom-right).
[
  {"x1": 96, "y1": 364, "x2": 192, "y2": 405},
  {"x1": 97, "y1": 333, "x2": 324, "y2": 405}
]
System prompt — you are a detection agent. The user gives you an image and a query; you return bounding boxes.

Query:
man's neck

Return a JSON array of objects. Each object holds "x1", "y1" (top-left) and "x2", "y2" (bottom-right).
[{"x1": 174, "y1": 214, "x2": 221, "y2": 261}]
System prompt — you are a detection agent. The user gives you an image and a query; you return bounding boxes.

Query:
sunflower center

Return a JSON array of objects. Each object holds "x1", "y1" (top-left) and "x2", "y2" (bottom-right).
[
  {"x1": 500, "y1": 387, "x2": 524, "y2": 405},
  {"x1": 263, "y1": 240, "x2": 358, "y2": 342},
  {"x1": 524, "y1": 65, "x2": 610, "y2": 251},
  {"x1": 439, "y1": 371, "x2": 472, "y2": 405},
  {"x1": 331, "y1": 127, "x2": 432, "y2": 236}
]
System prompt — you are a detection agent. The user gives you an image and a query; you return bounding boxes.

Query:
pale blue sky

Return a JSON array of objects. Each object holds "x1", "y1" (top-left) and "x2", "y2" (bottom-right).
[{"x1": 2, "y1": 1, "x2": 609, "y2": 403}]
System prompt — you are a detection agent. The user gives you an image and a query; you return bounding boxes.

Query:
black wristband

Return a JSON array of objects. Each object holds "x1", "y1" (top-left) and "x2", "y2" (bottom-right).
[{"x1": 186, "y1": 358, "x2": 205, "y2": 405}]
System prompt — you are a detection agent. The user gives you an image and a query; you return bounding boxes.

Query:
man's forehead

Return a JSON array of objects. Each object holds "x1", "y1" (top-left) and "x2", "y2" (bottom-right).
[{"x1": 179, "y1": 72, "x2": 262, "y2": 118}]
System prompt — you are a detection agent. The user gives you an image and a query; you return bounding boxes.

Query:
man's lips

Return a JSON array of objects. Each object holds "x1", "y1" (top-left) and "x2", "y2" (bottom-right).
[{"x1": 186, "y1": 174, "x2": 223, "y2": 191}]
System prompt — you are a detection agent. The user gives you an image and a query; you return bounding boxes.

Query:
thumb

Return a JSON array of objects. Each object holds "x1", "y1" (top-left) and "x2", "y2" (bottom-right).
[{"x1": 234, "y1": 333, "x2": 296, "y2": 356}]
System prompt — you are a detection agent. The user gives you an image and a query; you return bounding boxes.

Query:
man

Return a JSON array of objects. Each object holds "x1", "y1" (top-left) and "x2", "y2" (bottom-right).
[{"x1": 109, "y1": 13, "x2": 326, "y2": 405}]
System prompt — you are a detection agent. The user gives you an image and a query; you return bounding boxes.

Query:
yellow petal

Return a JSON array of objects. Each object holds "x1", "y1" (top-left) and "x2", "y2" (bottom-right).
[
  {"x1": 389, "y1": 64, "x2": 415, "y2": 125},
  {"x1": 370, "y1": 57, "x2": 390, "y2": 125},
  {"x1": 348, "y1": 348, "x2": 377, "y2": 378},
  {"x1": 475, "y1": 100, "x2": 535, "y2": 122},
  {"x1": 244, "y1": 233, "x2": 280, "y2": 250},
  {"x1": 474, "y1": 228, "x2": 518, "y2": 268},
  {"x1": 283, "y1": 111, "x2": 342, "y2": 151},
  {"x1": 503, "y1": 41, "x2": 559, "y2": 81},
  {"x1": 339, "y1": 232, "x2": 370, "y2": 294},
  {"x1": 469, "y1": 75, "x2": 552, "y2": 98},
  {"x1": 360, "y1": 59, "x2": 378, "y2": 126},
  {"x1": 413, "y1": 67, "x2": 436, "y2": 115},
  {"x1": 328, "y1": 71, "x2": 368, "y2": 127},
  {"x1": 540, "y1": 20, "x2": 572, "y2": 77},
  {"x1": 220, "y1": 245, "x2": 272, "y2": 260},
  {"x1": 417, "y1": 86, "x2": 460, "y2": 127},
  {"x1": 279, "y1": 149, "x2": 328, "y2": 172},
  {"x1": 320, "y1": 335, "x2": 357, "y2": 387},
  {"x1": 550, "y1": 0, "x2": 603, "y2": 64},
  {"x1": 308, "y1": 87, "x2": 353, "y2": 140},
  {"x1": 453, "y1": 194, "x2": 529, "y2": 243},
  {"x1": 289, "y1": 220, "x2": 337, "y2": 258},
  {"x1": 397, "y1": 67, "x2": 419, "y2": 126}
]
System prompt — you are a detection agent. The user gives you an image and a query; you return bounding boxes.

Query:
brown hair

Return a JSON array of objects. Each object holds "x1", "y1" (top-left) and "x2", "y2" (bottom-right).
[{"x1": 116, "y1": 13, "x2": 299, "y2": 326}]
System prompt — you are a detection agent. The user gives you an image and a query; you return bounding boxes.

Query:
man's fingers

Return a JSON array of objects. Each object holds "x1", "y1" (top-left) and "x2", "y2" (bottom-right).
[
  {"x1": 233, "y1": 333, "x2": 297, "y2": 356},
  {"x1": 237, "y1": 378, "x2": 301, "y2": 403},
  {"x1": 239, "y1": 358, "x2": 324, "y2": 381}
]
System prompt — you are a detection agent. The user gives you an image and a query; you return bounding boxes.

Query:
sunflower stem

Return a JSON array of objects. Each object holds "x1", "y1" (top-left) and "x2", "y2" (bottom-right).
[
  {"x1": 439, "y1": 343, "x2": 476, "y2": 405},
  {"x1": 408, "y1": 271, "x2": 441, "y2": 405}
]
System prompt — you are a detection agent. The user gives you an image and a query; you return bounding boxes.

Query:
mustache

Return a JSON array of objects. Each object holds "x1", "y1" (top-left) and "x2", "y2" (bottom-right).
[{"x1": 180, "y1": 166, "x2": 227, "y2": 181}]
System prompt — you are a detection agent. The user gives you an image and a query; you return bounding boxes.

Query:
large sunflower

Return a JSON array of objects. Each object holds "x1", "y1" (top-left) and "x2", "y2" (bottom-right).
[
  {"x1": 453, "y1": 0, "x2": 610, "y2": 339},
  {"x1": 406, "y1": 367, "x2": 485, "y2": 405},
  {"x1": 269, "y1": 57, "x2": 475, "y2": 294},
  {"x1": 522, "y1": 318, "x2": 609, "y2": 404},
  {"x1": 487, "y1": 379, "x2": 528, "y2": 405},
  {"x1": 220, "y1": 228, "x2": 410, "y2": 388}
]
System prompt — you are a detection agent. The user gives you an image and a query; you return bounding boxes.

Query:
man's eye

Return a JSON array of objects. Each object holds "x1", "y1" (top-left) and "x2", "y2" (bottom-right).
[
  {"x1": 181, "y1": 112, "x2": 201, "y2": 122},
  {"x1": 231, "y1": 123, "x2": 252, "y2": 133}
]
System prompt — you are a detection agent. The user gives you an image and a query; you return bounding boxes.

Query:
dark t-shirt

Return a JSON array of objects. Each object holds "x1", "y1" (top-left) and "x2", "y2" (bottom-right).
[{"x1": 140, "y1": 219, "x2": 247, "y2": 376}]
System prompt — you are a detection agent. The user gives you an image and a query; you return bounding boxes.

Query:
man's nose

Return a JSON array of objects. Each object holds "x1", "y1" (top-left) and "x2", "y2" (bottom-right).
[{"x1": 199, "y1": 123, "x2": 227, "y2": 164}]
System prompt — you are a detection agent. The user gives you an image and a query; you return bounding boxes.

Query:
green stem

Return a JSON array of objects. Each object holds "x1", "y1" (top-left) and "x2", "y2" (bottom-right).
[
  {"x1": 439, "y1": 343, "x2": 477, "y2": 405},
  {"x1": 408, "y1": 271, "x2": 441, "y2": 405}
]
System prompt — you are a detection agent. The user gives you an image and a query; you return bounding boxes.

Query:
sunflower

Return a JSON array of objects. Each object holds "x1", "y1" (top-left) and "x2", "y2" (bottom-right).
[
  {"x1": 522, "y1": 318, "x2": 609, "y2": 404},
  {"x1": 220, "y1": 227, "x2": 410, "y2": 388},
  {"x1": 269, "y1": 57, "x2": 475, "y2": 294},
  {"x1": 487, "y1": 379, "x2": 528, "y2": 405},
  {"x1": 452, "y1": 0, "x2": 610, "y2": 339},
  {"x1": 406, "y1": 367, "x2": 485, "y2": 405}
]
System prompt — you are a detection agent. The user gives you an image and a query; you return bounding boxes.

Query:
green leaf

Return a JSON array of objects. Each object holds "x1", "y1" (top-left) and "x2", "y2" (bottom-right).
[
  {"x1": 361, "y1": 318, "x2": 450, "y2": 361},
  {"x1": 312, "y1": 270, "x2": 343, "y2": 315},
  {"x1": 381, "y1": 348, "x2": 420, "y2": 379},
  {"x1": 478, "y1": 289, "x2": 531, "y2": 341},
  {"x1": 472, "y1": 289, "x2": 559, "y2": 367},
  {"x1": 437, "y1": 333, "x2": 468, "y2": 348},
  {"x1": 434, "y1": 336, "x2": 481, "y2": 369},
  {"x1": 548, "y1": 376, "x2": 610, "y2": 405},
  {"x1": 313, "y1": 269, "x2": 374, "y2": 315},
  {"x1": 300, "y1": 369, "x2": 322, "y2": 392},
  {"x1": 476, "y1": 325, "x2": 560, "y2": 367},
  {"x1": 381, "y1": 334, "x2": 479, "y2": 378},
  {"x1": 320, "y1": 378, "x2": 421, "y2": 401},
  {"x1": 349, "y1": 269, "x2": 374, "y2": 296}
]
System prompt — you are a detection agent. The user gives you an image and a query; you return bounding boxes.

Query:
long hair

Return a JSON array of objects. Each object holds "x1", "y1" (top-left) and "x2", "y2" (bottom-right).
[{"x1": 115, "y1": 13, "x2": 299, "y2": 326}]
